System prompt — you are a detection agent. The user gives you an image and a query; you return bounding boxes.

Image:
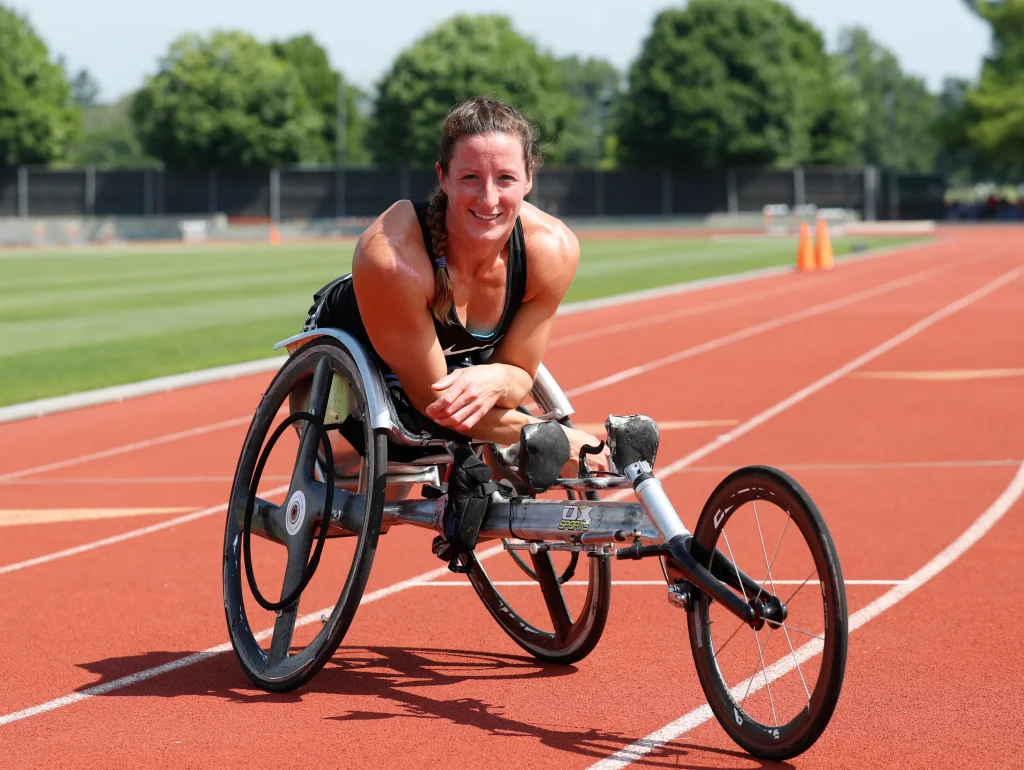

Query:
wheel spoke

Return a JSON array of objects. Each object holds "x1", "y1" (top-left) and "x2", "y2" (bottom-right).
[
  {"x1": 530, "y1": 551, "x2": 573, "y2": 643},
  {"x1": 784, "y1": 568, "x2": 818, "y2": 604},
  {"x1": 779, "y1": 623, "x2": 824, "y2": 641},
  {"x1": 711, "y1": 615, "x2": 746, "y2": 660},
  {"x1": 292, "y1": 356, "x2": 332, "y2": 484},
  {"x1": 752, "y1": 504, "x2": 814, "y2": 707},
  {"x1": 267, "y1": 527, "x2": 315, "y2": 668}
]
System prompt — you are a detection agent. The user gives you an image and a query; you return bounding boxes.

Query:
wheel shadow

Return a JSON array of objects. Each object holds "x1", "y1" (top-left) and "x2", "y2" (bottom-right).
[{"x1": 74, "y1": 646, "x2": 794, "y2": 769}]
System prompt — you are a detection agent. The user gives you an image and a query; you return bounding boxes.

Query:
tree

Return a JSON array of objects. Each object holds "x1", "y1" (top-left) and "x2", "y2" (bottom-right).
[
  {"x1": 615, "y1": 0, "x2": 861, "y2": 170},
  {"x1": 960, "y1": 0, "x2": 1024, "y2": 178},
  {"x1": 0, "y1": 5, "x2": 81, "y2": 164},
  {"x1": 270, "y1": 34, "x2": 370, "y2": 165},
  {"x1": 71, "y1": 68, "x2": 101, "y2": 108},
  {"x1": 837, "y1": 27, "x2": 940, "y2": 173},
  {"x1": 131, "y1": 31, "x2": 323, "y2": 168},
  {"x1": 557, "y1": 56, "x2": 622, "y2": 166},
  {"x1": 63, "y1": 96, "x2": 157, "y2": 167},
  {"x1": 369, "y1": 15, "x2": 575, "y2": 167}
]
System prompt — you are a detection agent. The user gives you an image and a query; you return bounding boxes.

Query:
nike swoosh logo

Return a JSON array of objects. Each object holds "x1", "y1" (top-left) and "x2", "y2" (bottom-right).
[{"x1": 442, "y1": 338, "x2": 500, "y2": 356}]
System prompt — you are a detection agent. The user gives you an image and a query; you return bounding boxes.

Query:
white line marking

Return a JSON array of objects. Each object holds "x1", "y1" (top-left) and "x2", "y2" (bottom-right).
[
  {"x1": 852, "y1": 368, "x2": 1024, "y2": 381},
  {"x1": 0, "y1": 542, "x2": 504, "y2": 728},
  {"x1": 548, "y1": 277, "x2": 840, "y2": 350},
  {"x1": 587, "y1": 458, "x2": 1024, "y2": 769},
  {"x1": 0, "y1": 485, "x2": 287, "y2": 576},
  {"x1": 606, "y1": 265, "x2": 1024, "y2": 500},
  {"x1": 0, "y1": 416, "x2": 252, "y2": 482},
  {"x1": 565, "y1": 266, "x2": 943, "y2": 399},
  {"x1": 0, "y1": 239, "x2": 937, "y2": 425}
]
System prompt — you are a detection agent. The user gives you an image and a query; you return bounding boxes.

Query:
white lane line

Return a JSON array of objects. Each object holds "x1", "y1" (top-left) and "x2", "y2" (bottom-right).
[
  {"x1": 606, "y1": 265, "x2": 1024, "y2": 501},
  {"x1": 0, "y1": 264, "x2": 939, "y2": 493},
  {"x1": 548, "y1": 277, "x2": 840, "y2": 350},
  {"x1": 413, "y1": 579, "x2": 905, "y2": 587},
  {"x1": 565, "y1": 266, "x2": 943, "y2": 399},
  {"x1": 587, "y1": 458, "x2": 1024, "y2": 769},
  {"x1": 0, "y1": 485, "x2": 288, "y2": 576},
  {"x1": 0, "y1": 542, "x2": 504, "y2": 728},
  {"x1": 0, "y1": 416, "x2": 252, "y2": 482}
]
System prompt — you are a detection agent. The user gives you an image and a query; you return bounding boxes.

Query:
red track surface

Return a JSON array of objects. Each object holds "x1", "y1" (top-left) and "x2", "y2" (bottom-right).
[{"x1": 1, "y1": 229, "x2": 1023, "y2": 768}]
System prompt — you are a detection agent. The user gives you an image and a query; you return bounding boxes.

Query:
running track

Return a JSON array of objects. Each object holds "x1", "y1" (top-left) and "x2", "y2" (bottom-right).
[{"x1": 1, "y1": 227, "x2": 1022, "y2": 768}]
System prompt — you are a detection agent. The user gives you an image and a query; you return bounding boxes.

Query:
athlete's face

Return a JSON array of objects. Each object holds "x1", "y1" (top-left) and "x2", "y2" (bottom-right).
[{"x1": 438, "y1": 132, "x2": 533, "y2": 245}]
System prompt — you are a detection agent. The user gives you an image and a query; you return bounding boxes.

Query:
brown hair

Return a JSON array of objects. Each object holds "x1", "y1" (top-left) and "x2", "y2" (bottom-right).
[{"x1": 427, "y1": 96, "x2": 543, "y2": 324}]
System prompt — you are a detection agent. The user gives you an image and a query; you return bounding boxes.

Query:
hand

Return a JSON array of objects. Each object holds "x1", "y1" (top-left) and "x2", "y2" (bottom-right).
[
  {"x1": 425, "y1": 365, "x2": 507, "y2": 432},
  {"x1": 559, "y1": 426, "x2": 611, "y2": 477}
]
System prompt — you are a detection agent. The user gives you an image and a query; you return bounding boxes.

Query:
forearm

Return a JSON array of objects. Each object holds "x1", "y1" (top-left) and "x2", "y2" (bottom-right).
[
  {"x1": 488, "y1": 363, "x2": 535, "y2": 409},
  {"x1": 459, "y1": 404, "x2": 539, "y2": 445}
]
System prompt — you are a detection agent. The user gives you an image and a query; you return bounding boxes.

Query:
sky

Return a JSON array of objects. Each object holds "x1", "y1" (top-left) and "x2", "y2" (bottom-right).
[{"x1": 11, "y1": 0, "x2": 992, "y2": 102}]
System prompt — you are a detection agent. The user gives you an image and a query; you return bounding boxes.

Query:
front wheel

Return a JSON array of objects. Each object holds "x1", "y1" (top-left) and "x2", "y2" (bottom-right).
[{"x1": 686, "y1": 466, "x2": 848, "y2": 760}]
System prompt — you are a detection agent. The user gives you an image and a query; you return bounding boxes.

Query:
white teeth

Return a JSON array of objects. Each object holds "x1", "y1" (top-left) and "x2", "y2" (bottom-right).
[{"x1": 471, "y1": 211, "x2": 499, "y2": 221}]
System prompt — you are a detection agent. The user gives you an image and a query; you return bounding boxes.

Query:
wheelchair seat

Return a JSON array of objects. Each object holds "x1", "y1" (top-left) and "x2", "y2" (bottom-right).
[{"x1": 274, "y1": 327, "x2": 576, "y2": 472}]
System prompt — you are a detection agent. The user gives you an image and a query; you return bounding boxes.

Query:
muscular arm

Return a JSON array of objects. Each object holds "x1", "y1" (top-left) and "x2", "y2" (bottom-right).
[{"x1": 487, "y1": 213, "x2": 580, "y2": 406}]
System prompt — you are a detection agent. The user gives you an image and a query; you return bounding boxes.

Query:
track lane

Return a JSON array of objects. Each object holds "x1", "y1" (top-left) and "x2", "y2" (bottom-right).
[{"x1": 0, "y1": 239, "x2": 1019, "y2": 765}]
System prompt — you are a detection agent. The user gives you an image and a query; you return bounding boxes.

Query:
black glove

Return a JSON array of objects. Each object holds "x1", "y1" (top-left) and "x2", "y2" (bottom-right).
[{"x1": 432, "y1": 444, "x2": 504, "y2": 567}]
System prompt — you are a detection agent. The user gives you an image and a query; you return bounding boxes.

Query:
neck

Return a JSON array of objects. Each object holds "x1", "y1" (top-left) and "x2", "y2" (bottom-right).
[{"x1": 444, "y1": 214, "x2": 512, "y2": 278}]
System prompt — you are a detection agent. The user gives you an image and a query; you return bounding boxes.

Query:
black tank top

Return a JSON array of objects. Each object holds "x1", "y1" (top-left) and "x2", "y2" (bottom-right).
[{"x1": 306, "y1": 200, "x2": 528, "y2": 382}]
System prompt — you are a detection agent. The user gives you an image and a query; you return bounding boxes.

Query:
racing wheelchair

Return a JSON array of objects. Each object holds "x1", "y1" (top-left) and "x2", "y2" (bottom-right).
[{"x1": 222, "y1": 329, "x2": 849, "y2": 760}]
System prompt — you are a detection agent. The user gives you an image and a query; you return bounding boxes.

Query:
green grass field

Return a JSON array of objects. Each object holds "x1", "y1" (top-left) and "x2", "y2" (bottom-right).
[{"x1": 0, "y1": 233, "x2": 922, "y2": 406}]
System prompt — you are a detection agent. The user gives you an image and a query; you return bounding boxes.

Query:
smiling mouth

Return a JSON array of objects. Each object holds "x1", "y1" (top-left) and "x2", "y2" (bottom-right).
[{"x1": 470, "y1": 211, "x2": 501, "y2": 222}]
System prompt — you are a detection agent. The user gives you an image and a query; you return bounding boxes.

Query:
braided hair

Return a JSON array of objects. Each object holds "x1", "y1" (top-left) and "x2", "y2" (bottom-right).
[{"x1": 427, "y1": 95, "x2": 542, "y2": 324}]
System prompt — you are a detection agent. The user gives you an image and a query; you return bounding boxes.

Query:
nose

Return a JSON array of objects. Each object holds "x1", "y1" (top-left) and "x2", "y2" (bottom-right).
[{"x1": 478, "y1": 178, "x2": 500, "y2": 210}]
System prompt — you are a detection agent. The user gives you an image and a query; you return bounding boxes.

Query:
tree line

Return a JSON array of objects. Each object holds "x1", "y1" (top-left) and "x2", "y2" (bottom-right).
[{"x1": 0, "y1": 0, "x2": 1020, "y2": 180}]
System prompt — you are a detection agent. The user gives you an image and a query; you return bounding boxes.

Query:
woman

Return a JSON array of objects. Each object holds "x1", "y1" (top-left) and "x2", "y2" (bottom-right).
[{"x1": 305, "y1": 95, "x2": 609, "y2": 473}]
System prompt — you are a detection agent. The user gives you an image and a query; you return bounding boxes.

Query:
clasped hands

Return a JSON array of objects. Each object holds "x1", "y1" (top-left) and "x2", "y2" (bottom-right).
[{"x1": 425, "y1": 365, "x2": 611, "y2": 474}]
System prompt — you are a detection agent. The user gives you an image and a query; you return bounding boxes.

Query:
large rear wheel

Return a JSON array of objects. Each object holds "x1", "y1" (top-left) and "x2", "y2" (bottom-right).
[{"x1": 223, "y1": 339, "x2": 387, "y2": 692}]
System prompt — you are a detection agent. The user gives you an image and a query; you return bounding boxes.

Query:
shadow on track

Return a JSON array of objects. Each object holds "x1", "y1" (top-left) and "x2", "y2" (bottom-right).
[{"x1": 75, "y1": 646, "x2": 793, "y2": 769}]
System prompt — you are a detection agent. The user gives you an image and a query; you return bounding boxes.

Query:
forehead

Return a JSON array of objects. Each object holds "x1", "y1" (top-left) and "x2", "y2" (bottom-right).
[{"x1": 450, "y1": 132, "x2": 525, "y2": 170}]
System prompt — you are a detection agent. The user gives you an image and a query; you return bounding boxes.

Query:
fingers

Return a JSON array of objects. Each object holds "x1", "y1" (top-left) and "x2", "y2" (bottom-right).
[
  {"x1": 431, "y1": 370, "x2": 459, "y2": 391},
  {"x1": 425, "y1": 376, "x2": 467, "y2": 420}
]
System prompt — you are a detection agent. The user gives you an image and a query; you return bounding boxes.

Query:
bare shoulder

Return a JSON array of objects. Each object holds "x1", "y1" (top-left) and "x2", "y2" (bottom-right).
[
  {"x1": 518, "y1": 202, "x2": 580, "y2": 300},
  {"x1": 352, "y1": 200, "x2": 433, "y2": 298}
]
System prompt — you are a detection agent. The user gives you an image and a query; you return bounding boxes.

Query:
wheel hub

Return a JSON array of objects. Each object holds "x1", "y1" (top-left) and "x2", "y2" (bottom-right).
[{"x1": 285, "y1": 490, "x2": 306, "y2": 536}]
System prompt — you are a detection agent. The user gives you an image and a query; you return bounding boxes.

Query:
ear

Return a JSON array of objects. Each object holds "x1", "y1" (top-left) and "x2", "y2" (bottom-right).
[
  {"x1": 436, "y1": 163, "x2": 448, "y2": 196},
  {"x1": 524, "y1": 165, "x2": 534, "y2": 196}
]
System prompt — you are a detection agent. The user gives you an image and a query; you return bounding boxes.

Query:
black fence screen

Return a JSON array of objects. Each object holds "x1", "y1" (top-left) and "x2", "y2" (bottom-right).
[{"x1": 0, "y1": 165, "x2": 946, "y2": 221}]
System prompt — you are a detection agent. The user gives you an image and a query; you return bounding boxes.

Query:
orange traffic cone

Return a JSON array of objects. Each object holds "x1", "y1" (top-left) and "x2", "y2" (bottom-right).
[
  {"x1": 815, "y1": 218, "x2": 834, "y2": 270},
  {"x1": 269, "y1": 224, "x2": 281, "y2": 245},
  {"x1": 797, "y1": 222, "x2": 815, "y2": 272}
]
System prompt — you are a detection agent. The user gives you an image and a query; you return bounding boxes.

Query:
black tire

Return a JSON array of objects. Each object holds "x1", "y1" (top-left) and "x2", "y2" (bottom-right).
[
  {"x1": 686, "y1": 466, "x2": 847, "y2": 760},
  {"x1": 466, "y1": 416, "x2": 611, "y2": 665},
  {"x1": 223, "y1": 338, "x2": 387, "y2": 692}
]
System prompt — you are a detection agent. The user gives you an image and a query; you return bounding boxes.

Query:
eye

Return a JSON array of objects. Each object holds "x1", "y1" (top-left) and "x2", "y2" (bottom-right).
[{"x1": 461, "y1": 174, "x2": 478, "y2": 180}]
